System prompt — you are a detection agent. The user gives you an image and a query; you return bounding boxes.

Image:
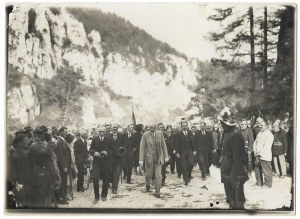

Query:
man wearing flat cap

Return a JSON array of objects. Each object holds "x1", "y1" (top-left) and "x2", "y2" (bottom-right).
[{"x1": 218, "y1": 107, "x2": 249, "y2": 209}]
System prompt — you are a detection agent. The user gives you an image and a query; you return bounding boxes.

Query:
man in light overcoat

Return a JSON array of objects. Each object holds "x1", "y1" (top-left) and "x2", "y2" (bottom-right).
[{"x1": 139, "y1": 123, "x2": 169, "y2": 198}]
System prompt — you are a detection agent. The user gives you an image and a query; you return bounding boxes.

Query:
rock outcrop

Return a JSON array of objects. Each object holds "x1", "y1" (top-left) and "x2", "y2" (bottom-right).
[{"x1": 7, "y1": 4, "x2": 200, "y2": 126}]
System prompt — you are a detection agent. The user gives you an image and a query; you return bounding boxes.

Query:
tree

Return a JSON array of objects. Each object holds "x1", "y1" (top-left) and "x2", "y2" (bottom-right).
[{"x1": 207, "y1": 6, "x2": 257, "y2": 92}]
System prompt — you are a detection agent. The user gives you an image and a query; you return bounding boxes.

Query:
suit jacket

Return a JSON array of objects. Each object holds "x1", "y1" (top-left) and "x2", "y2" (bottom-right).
[
  {"x1": 90, "y1": 136, "x2": 114, "y2": 169},
  {"x1": 73, "y1": 138, "x2": 88, "y2": 164},
  {"x1": 175, "y1": 130, "x2": 195, "y2": 154},
  {"x1": 139, "y1": 130, "x2": 168, "y2": 165},
  {"x1": 134, "y1": 132, "x2": 143, "y2": 153},
  {"x1": 124, "y1": 132, "x2": 135, "y2": 154},
  {"x1": 196, "y1": 130, "x2": 214, "y2": 152},
  {"x1": 109, "y1": 132, "x2": 125, "y2": 164},
  {"x1": 54, "y1": 136, "x2": 72, "y2": 172}
]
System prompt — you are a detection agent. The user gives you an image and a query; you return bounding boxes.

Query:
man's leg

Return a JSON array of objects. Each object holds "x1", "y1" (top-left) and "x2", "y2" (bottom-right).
[
  {"x1": 223, "y1": 181, "x2": 234, "y2": 209},
  {"x1": 101, "y1": 170, "x2": 109, "y2": 199},
  {"x1": 76, "y1": 163, "x2": 84, "y2": 190},
  {"x1": 170, "y1": 153, "x2": 176, "y2": 173},
  {"x1": 187, "y1": 151, "x2": 194, "y2": 179},
  {"x1": 176, "y1": 157, "x2": 182, "y2": 178},
  {"x1": 161, "y1": 162, "x2": 167, "y2": 184},
  {"x1": 254, "y1": 159, "x2": 263, "y2": 186},
  {"x1": 154, "y1": 163, "x2": 162, "y2": 195},
  {"x1": 126, "y1": 153, "x2": 134, "y2": 183},
  {"x1": 92, "y1": 166, "x2": 101, "y2": 200},
  {"x1": 247, "y1": 152, "x2": 253, "y2": 175},
  {"x1": 181, "y1": 153, "x2": 188, "y2": 183},
  {"x1": 112, "y1": 163, "x2": 122, "y2": 192},
  {"x1": 260, "y1": 160, "x2": 273, "y2": 187},
  {"x1": 203, "y1": 149, "x2": 210, "y2": 175},
  {"x1": 273, "y1": 156, "x2": 280, "y2": 176},
  {"x1": 198, "y1": 152, "x2": 207, "y2": 179},
  {"x1": 233, "y1": 183, "x2": 246, "y2": 209},
  {"x1": 145, "y1": 161, "x2": 154, "y2": 190},
  {"x1": 279, "y1": 154, "x2": 287, "y2": 176}
]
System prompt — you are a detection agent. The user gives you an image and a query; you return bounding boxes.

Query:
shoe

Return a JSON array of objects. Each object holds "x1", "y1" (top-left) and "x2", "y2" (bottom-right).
[
  {"x1": 112, "y1": 189, "x2": 117, "y2": 194},
  {"x1": 101, "y1": 197, "x2": 107, "y2": 201},
  {"x1": 126, "y1": 181, "x2": 133, "y2": 184},
  {"x1": 123, "y1": 176, "x2": 127, "y2": 181},
  {"x1": 255, "y1": 182, "x2": 263, "y2": 187},
  {"x1": 207, "y1": 174, "x2": 210, "y2": 177},
  {"x1": 184, "y1": 182, "x2": 188, "y2": 186},
  {"x1": 264, "y1": 185, "x2": 272, "y2": 188},
  {"x1": 190, "y1": 176, "x2": 194, "y2": 179},
  {"x1": 146, "y1": 185, "x2": 150, "y2": 192},
  {"x1": 161, "y1": 182, "x2": 167, "y2": 186},
  {"x1": 178, "y1": 175, "x2": 182, "y2": 179},
  {"x1": 93, "y1": 198, "x2": 99, "y2": 204},
  {"x1": 166, "y1": 171, "x2": 169, "y2": 173},
  {"x1": 171, "y1": 171, "x2": 175, "y2": 174},
  {"x1": 57, "y1": 199, "x2": 69, "y2": 205},
  {"x1": 77, "y1": 188, "x2": 85, "y2": 192},
  {"x1": 154, "y1": 193, "x2": 160, "y2": 198},
  {"x1": 202, "y1": 177, "x2": 207, "y2": 181}
]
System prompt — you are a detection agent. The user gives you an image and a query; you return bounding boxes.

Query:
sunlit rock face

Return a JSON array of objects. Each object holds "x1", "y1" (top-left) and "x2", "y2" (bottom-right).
[{"x1": 7, "y1": 4, "x2": 200, "y2": 127}]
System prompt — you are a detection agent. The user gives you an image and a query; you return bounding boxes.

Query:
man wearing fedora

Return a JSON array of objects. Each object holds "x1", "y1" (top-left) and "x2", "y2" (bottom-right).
[
  {"x1": 139, "y1": 123, "x2": 169, "y2": 198},
  {"x1": 218, "y1": 107, "x2": 249, "y2": 210}
]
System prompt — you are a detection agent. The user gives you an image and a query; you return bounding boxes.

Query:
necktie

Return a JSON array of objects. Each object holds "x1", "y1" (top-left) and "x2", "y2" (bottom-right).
[{"x1": 114, "y1": 135, "x2": 117, "y2": 141}]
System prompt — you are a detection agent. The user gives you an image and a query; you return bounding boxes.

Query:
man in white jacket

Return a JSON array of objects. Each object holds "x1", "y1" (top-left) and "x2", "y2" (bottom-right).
[{"x1": 253, "y1": 120, "x2": 274, "y2": 188}]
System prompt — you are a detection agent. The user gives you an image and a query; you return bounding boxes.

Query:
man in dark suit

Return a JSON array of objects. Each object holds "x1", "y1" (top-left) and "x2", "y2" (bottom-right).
[
  {"x1": 54, "y1": 127, "x2": 71, "y2": 204},
  {"x1": 158, "y1": 123, "x2": 171, "y2": 186},
  {"x1": 110, "y1": 124, "x2": 126, "y2": 194},
  {"x1": 90, "y1": 126, "x2": 114, "y2": 203},
  {"x1": 169, "y1": 125, "x2": 181, "y2": 178},
  {"x1": 74, "y1": 131, "x2": 88, "y2": 192},
  {"x1": 123, "y1": 124, "x2": 135, "y2": 184},
  {"x1": 196, "y1": 122, "x2": 214, "y2": 180},
  {"x1": 175, "y1": 121, "x2": 196, "y2": 186},
  {"x1": 133, "y1": 124, "x2": 144, "y2": 172}
]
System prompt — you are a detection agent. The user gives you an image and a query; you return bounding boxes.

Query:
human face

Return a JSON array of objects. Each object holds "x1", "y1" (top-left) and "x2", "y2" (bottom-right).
[
  {"x1": 158, "y1": 124, "x2": 164, "y2": 132},
  {"x1": 259, "y1": 122, "x2": 268, "y2": 131},
  {"x1": 99, "y1": 130, "x2": 105, "y2": 137},
  {"x1": 181, "y1": 122, "x2": 188, "y2": 131},
  {"x1": 191, "y1": 127, "x2": 196, "y2": 133},
  {"x1": 273, "y1": 125, "x2": 280, "y2": 132},
  {"x1": 200, "y1": 123, "x2": 206, "y2": 131},
  {"x1": 112, "y1": 125, "x2": 118, "y2": 134},
  {"x1": 61, "y1": 128, "x2": 68, "y2": 139},
  {"x1": 128, "y1": 124, "x2": 134, "y2": 133},
  {"x1": 149, "y1": 124, "x2": 156, "y2": 133},
  {"x1": 241, "y1": 122, "x2": 247, "y2": 130}
]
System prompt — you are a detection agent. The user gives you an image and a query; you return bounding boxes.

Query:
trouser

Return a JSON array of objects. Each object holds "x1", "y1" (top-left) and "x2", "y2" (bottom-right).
[
  {"x1": 56, "y1": 171, "x2": 68, "y2": 200},
  {"x1": 93, "y1": 165, "x2": 109, "y2": 198},
  {"x1": 145, "y1": 162, "x2": 162, "y2": 194},
  {"x1": 31, "y1": 184, "x2": 50, "y2": 208},
  {"x1": 76, "y1": 163, "x2": 84, "y2": 190},
  {"x1": 134, "y1": 150, "x2": 140, "y2": 168},
  {"x1": 246, "y1": 151, "x2": 253, "y2": 174},
  {"x1": 223, "y1": 181, "x2": 245, "y2": 209},
  {"x1": 122, "y1": 152, "x2": 134, "y2": 182},
  {"x1": 112, "y1": 162, "x2": 123, "y2": 190},
  {"x1": 198, "y1": 149, "x2": 209, "y2": 178},
  {"x1": 161, "y1": 160, "x2": 170, "y2": 183},
  {"x1": 176, "y1": 157, "x2": 182, "y2": 177},
  {"x1": 180, "y1": 151, "x2": 194, "y2": 183},
  {"x1": 254, "y1": 158, "x2": 272, "y2": 187},
  {"x1": 273, "y1": 154, "x2": 287, "y2": 176},
  {"x1": 170, "y1": 153, "x2": 176, "y2": 173}
]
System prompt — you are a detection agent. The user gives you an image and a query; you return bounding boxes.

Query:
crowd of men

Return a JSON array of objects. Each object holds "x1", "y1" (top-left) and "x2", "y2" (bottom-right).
[{"x1": 7, "y1": 107, "x2": 294, "y2": 209}]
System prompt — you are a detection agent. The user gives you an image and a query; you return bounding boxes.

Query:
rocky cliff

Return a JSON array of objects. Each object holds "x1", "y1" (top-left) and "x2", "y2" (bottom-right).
[{"x1": 7, "y1": 4, "x2": 200, "y2": 128}]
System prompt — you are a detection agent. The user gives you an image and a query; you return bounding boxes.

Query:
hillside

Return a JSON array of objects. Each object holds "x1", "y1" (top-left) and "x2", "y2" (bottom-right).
[{"x1": 7, "y1": 4, "x2": 199, "y2": 130}]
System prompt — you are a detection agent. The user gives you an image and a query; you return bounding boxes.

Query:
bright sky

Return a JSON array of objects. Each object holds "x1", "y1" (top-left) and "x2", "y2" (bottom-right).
[{"x1": 95, "y1": 3, "x2": 220, "y2": 61}]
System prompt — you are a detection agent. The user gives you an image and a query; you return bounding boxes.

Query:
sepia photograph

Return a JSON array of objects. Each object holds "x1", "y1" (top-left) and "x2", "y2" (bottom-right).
[{"x1": 3, "y1": 1, "x2": 296, "y2": 214}]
